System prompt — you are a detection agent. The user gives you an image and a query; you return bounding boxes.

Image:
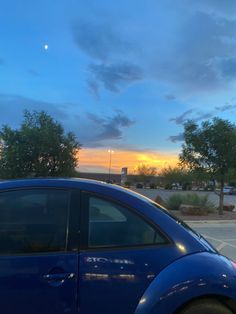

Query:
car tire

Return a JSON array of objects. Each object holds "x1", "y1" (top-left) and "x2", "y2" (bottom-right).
[{"x1": 179, "y1": 298, "x2": 232, "y2": 314}]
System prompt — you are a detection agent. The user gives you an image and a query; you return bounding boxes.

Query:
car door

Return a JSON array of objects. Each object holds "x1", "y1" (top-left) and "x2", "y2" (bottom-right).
[
  {"x1": 79, "y1": 192, "x2": 177, "y2": 314},
  {"x1": 0, "y1": 188, "x2": 79, "y2": 314}
]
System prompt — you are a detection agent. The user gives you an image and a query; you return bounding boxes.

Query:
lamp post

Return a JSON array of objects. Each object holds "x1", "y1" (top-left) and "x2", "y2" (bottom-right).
[{"x1": 108, "y1": 149, "x2": 114, "y2": 181}]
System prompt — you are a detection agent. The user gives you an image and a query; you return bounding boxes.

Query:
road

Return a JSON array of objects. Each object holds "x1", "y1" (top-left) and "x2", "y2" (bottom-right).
[
  {"x1": 191, "y1": 222, "x2": 236, "y2": 260},
  {"x1": 133, "y1": 187, "x2": 236, "y2": 208},
  {"x1": 133, "y1": 188, "x2": 236, "y2": 260}
]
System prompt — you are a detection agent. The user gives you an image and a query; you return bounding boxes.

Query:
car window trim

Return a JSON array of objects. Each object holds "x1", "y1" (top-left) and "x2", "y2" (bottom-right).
[
  {"x1": 80, "y1": 191, "x2": 172, "y2": 252},
  {"x1": 0, "y1": 187, "x2": 75, "y2": 256},
  {"x1": 67, "y1": 189, "x2": 81, "y2": 252}
]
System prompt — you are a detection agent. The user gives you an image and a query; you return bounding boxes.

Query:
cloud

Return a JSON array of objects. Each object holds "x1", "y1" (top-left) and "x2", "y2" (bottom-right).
[
  {"x1": 0, "y1": 94, "x2": 136, "y2": 149},
  {"x1": 216, "y1": 57, "x2": 236, "y2": 80},
  {"x1": 73, "y1": 2, "x2": 236, "y2": 96},
  {"x1": 155, "y1": 11, "x2": 236, "y2": 92},
  {"x1": 168, "y1": 97, "x2": 236, "y2": 143},
  {"x1": 165, "y1": 94, "x2": 176, "y2": 101},
  {"x1": 86, "y1": 112, "x2": 135, "y2": 143},
  {"x1": 73, "y1": 20, "x2": 131, "y2": 62},
  {"x1": 28, "y1": 69, "x2": 40, "y2": 77},
  {"x1": 87, "y1": 79, "x2": 100, "y2": 99},
  {"x1": 169, "y1": 133, "x2": 184, "y2": 143},
  {"x1": 169, "y1": 110, "x2": 213, "y2": 142},
  {"x1": 170, "y1": 109, "x2": 194, "y2": 125},
  {"x1": 0, "y1": 94, "x2": 70, "y2": 128},
  {"x1": 215, "y1": 103, "x2": 236, "y2": 112},
  {"x1": 194, "y1": 112, "x2": 214, "y2": 122},
  {"x1": 79, "y1": 147, "x2": 179, "y2": 173},
  {"x1": 89, "y1": 63, "x2": 143, "y2": 92},
  {"x1": 184, "y1": 0, "x2": 236, "y2": 18},
  {"x1": 170, "y1": 109, "x2": 215, "y2": 126}
]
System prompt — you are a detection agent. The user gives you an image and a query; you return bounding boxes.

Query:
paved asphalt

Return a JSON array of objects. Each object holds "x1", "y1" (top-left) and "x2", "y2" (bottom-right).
[
  {"x1": 133, "y1": 188, "x2": 236, "y2": 260},
  {"x1": 133, "y1": 187, "x2": 236, "y2": 208},
  {"x1": 190, "y1": 222, "x2": 236, "y2": 260}
]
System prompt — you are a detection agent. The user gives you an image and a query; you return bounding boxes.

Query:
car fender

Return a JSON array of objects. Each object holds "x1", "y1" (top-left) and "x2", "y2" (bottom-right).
[{"x1": 135, "y1": 252, "x2": 236, "y2": 314}]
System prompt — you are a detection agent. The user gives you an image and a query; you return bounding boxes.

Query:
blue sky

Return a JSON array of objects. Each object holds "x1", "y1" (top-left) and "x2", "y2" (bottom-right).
[{"x1": 1, "y1": 0, "x2": 236, "y2": 171}]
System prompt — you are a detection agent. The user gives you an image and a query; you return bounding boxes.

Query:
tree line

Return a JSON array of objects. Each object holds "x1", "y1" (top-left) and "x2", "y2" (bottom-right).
[{"x1": 1, "y1": 111, "x2": 236, "y2": 214}]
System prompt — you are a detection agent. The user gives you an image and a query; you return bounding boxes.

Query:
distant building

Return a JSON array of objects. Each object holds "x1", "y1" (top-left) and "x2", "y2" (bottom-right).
[{"x1": 78, "y1": 172, "x2": 122, "y2": 183}]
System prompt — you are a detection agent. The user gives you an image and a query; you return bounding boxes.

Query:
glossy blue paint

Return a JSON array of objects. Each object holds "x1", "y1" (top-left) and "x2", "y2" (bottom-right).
[
  {"x1": 0, "y1": 253, "x2": 78, "y2": 314},
  {"x1": 135, "y1": 252, "x2": 236, "y2": 314},
  {"x1": 0, "y1": 178, "x2": 235, "y2": 314},
  {"x1": 79, "y1": 246, "x2": 183, "y2": 313}
]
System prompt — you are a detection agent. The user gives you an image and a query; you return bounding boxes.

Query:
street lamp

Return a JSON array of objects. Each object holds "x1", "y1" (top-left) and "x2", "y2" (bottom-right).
[{"x1": 108, "y1": 149, "x2": 114, "y2": 181}]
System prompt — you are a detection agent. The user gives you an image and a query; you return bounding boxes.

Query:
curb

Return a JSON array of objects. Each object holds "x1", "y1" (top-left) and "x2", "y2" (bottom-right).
[{"x1": 187, "y1": 220, "x2": 236, "y2": 224}]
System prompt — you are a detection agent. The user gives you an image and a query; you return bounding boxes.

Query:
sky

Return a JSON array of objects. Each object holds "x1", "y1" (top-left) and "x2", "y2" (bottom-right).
[{"x1": 1, "y1": 0, "x2": 236, "y2": 173}]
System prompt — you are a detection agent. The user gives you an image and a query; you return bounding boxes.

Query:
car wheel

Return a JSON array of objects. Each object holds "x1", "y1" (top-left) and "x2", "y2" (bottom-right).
[{"x1": 179, "y1": 298, "x2": 232, "y2": 314}]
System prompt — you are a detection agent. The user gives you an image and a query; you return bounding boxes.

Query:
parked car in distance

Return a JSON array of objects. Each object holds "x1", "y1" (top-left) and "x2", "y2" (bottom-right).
[
  {"x1": 0, "y1": 178, "x2": 236, "y2": 314},
  {"x1": 223, "y1": 186, "x2": 236, "y2": 195},
  {"x1": 149, "y1": 183, "x2": 157, "y2": 189},
  {"x1": 136, "y1": 182, "x2": 143, "y2": 188}
]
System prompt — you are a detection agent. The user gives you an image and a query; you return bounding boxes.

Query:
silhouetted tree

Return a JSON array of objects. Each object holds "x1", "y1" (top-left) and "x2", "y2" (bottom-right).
[
  {"x1": 0, "y1": 110, "x2": 81, "y2": 178},
  {"x1": 180, "y1": 118, "x2": 236, "y2": 214}
]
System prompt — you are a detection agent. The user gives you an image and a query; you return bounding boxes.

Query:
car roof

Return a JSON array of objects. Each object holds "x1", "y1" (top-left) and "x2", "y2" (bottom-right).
[
  {"x1": 0, "y1": 178, "x2": 112, "y2": 189},
  {"x1": 0, "y1": 177, "x2": 159, "y2": 206}
]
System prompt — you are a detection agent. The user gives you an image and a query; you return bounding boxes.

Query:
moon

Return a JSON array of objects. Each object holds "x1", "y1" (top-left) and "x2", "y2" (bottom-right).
[{"x1": 44, "y1": 44, "x2": 49, "y2": 50}]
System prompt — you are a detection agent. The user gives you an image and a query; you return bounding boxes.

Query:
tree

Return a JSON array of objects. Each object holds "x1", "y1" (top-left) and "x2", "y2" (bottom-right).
[
  {"x1": 0, "y1": 110, "x2": 81, "y2": 178},
  {"x1": 160, "y1": 166, "x2": 211, "y2": 190},
  {"x1": 180, "y1": 118, "x2": 236, "y2": 214},
  {"x1": 135, "y1": 164, "x2": 157, "y2": 186},
  {"x1": 160, "y1": 166, "x2": 188, "y2": 185}
]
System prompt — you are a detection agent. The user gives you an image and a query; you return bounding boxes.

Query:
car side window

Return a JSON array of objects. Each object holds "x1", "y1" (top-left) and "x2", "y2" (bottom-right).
[
  {"x1": 0, "y1": 189, "x2": 70, "y2": 254},
  {"x1": 88, "y1": 196, "x2": 167, "y2": 248}
]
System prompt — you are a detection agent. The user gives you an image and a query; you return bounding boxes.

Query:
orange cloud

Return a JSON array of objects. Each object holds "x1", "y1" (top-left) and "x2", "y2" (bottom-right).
[{"x1": 77, "y1": 148, "x2": 178, "y2": 173}]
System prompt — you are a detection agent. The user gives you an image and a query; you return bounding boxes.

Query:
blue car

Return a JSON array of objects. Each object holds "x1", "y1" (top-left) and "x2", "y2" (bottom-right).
[{"x1": 0, "y1": 178, "x2": 235, "y2": 314}]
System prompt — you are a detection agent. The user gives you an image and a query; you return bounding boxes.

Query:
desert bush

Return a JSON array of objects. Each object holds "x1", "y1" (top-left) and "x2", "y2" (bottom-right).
[
  {"x1": 164, "y1": 183, "x2": 173, "y2": 190},
  {"x1": 183, "y1": 193, "x2": 216, "y2": 213},
  {"x1": 124, "y1": 181, "x2": 131, "y2": 188},
  {"x1": 149, "y1": 183, "x2": 157, "y2": 189},
  {"x1": 154, "y1": 194, "x2": 164, "y2": 205},
  {"x1": 165, "y1": 194, "x2": 183, "y2": 210},
  {"x1": 165, "y1": 193, "x2": 216, "y2": 213}
]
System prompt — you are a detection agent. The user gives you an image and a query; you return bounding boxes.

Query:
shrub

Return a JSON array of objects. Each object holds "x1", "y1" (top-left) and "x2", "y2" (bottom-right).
[
  {"x1": 154, "y1": 194, "x2": 164, "y2": 205},
  {"x1": 165, "y1": 194, "x2": 183, "y2": 211},
  {"x1": 124, "y1": 181, "x2": 131, "y2": 188},
  {"x1": 165, "y1": 193, "x2": 216, "y2": 213},
  {"x1": 164, "y1": 183, "x2": 172, "y2": 190},
  {"x1": 183, "y1": 193, "x2": 215, "y2": 212},
  {"x1": 149, "y1": 183, "x2": 157, "y2": 189}
]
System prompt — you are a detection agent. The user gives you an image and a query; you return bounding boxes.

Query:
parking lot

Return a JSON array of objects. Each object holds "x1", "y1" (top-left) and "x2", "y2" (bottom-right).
[
  {"x1": 191, "y1": 222, "x2": 236, "y2": 260},
  {"x1": 134, "y1": 188, "x2": 236, "y2": 260},
  {"x1": 133, "y1": 187, "x2": 236, "y2": 208}
]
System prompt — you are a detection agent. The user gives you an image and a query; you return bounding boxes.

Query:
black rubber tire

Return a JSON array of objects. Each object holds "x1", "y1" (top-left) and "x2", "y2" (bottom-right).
[{"x1": 180, "y1": 298, "x2": 232, "y2": 314}]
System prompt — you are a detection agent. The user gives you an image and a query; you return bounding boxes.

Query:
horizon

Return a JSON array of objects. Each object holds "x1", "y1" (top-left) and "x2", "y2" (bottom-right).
[{"x1": 1, "y1": 1, "x2": 236, "y2": 172}]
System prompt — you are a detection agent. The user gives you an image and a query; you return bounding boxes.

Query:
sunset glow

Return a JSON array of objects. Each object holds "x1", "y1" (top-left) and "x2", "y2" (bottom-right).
[{"x1": 78, "y1": 148, "x2": 178, "y2": 174}]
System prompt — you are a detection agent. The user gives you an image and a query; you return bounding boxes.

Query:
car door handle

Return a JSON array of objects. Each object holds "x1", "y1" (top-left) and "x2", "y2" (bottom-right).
[{"x1": 43, "y1": 272, "x2": 75, "y2": 282}]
